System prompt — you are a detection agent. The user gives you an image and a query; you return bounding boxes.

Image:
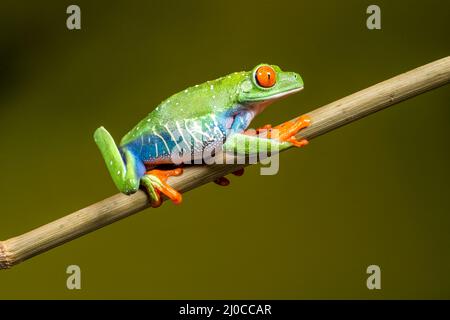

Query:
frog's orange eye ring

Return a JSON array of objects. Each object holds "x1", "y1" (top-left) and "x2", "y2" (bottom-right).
[{"x1": 255, "y1": 65, "x2": 276, "y2": 88}]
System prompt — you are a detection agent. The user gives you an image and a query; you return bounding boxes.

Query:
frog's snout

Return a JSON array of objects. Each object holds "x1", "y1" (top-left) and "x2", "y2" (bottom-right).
[
  {"x1": 277, "y1": 71, "x2": 304, "y2": 92},
  {"x1": 290, "y1": 72, "x2": 304, "y2": 88}
]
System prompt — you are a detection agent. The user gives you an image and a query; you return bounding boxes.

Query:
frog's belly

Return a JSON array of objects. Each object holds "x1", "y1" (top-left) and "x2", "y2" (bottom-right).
[{"x1": 123, "y1": 119, "x2": 228, "y2": 166}]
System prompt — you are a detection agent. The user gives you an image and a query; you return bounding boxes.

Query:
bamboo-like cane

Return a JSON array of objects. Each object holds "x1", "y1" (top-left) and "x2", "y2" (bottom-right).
[{"x1": 1, "y1": 57, "x2": 449, "y2": 270}]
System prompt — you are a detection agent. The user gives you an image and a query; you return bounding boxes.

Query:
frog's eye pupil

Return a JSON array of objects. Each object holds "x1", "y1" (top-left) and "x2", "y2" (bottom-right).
[{"x1": 255, "y1": 66, "x2": 276, "y2": 88}]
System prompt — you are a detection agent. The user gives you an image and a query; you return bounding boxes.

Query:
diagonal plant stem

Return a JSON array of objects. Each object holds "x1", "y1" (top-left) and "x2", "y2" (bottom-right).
[{"x1": 1, "y1": 57, "x2": 449, "y2": 270}]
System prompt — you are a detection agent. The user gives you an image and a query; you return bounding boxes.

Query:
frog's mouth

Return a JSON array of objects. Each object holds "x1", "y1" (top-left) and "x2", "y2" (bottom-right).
[
  {"x1": 263, "y1": 86, "x2": 303, "y2": 101},
  {"x1": 245, "y1": 86, "x2": 303, "y2": 103},
  {"x1": 243, "y1": 86, "x2": 304, "y2": 117}
]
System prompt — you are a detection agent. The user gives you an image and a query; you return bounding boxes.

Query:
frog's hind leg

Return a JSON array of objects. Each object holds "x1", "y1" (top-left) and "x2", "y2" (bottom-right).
[
  {"x1": 95, "y1": 127, "x2": 183, "y2": 207},
  {"x1": 94, "y1": 127, "x2": 141, "y2": 194},
  {"x1": 141, "y1": 168, "x2": 183, "y2": 208}
]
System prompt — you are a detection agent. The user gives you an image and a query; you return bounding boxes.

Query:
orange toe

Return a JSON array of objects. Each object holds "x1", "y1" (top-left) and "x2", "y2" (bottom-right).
[
  {"x1": 157, "y1": 183, "x2": 182, "y2": 205},
  {"x1": 146, "y1": 168, "x2": 183, "y2": 180},
  {"x1": 288, "y1": 137, "x2": 309, "y2": 147},
  {"x1": 146, "y1": 168, "x2": 183, "y2": 205}
]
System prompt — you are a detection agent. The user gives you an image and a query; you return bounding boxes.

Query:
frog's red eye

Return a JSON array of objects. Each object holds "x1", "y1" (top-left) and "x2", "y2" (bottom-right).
[{"x1": 255, "y1": 65, "x2": 276, "y2": 88}]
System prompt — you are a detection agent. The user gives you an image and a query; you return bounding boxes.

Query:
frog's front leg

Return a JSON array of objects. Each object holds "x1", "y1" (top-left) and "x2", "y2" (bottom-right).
[
  {"x1": 223, "y1": 115, "x2": 311, "y2": 155},
  {"x1": 244, "y1": 115, "x2": 311, "y2": 147}
]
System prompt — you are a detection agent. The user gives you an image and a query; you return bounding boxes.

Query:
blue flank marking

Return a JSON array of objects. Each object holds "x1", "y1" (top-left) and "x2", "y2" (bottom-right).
[
  {"x1": 122, "y1": 131, "x2": 178, "y2": 163},
  {"x1": 120, "y1": 112, "x2": 234, "y2": 168}
]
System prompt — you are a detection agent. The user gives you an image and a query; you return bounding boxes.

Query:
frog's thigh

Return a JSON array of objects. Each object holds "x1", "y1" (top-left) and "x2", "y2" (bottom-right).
[{"x1": 94, "y1": 127, "x2": 140, "y2": 194}]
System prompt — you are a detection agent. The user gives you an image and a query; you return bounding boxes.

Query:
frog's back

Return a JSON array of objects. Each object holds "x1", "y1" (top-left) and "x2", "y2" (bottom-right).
[
  {"x1": 119, "y1": 72, "x2": 248, "y2": 165},
  {"x1": 120, "y1": 71, "x2": 246, "y2": 146}
]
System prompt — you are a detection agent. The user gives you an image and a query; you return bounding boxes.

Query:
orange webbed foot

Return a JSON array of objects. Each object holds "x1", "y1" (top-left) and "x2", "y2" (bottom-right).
[
  {"x1": 144, "y1": 168, "x2": 183, "y2": 207},
  {"x1": 272, "y1": 115, "x2": 311, "y2": 147}
]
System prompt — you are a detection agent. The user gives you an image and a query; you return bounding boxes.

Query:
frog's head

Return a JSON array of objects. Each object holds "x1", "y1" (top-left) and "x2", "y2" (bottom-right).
[{"x1": 237, "y1": 64, "x2": 303, "y2": 106}]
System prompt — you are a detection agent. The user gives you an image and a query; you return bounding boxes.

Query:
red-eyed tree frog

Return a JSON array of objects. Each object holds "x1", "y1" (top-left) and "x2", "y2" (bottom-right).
[{"x1": 94, "y1": 64, "x2": 310, "y2": 207}]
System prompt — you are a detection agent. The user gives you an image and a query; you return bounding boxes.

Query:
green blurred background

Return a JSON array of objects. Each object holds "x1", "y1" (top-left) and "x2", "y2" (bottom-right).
[{"x1": 0, "y1": 0, "x2": 449, "y2": 299}]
